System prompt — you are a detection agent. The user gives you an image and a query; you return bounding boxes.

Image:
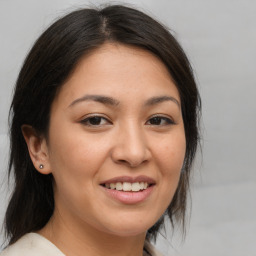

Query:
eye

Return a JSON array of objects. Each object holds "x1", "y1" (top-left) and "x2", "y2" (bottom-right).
[
  {"x1": 146, "y1": 116, "x2": 174, "y2": 126},
  {"x1": 80, "y1": 115, "x2": 111, "y2": 126}
]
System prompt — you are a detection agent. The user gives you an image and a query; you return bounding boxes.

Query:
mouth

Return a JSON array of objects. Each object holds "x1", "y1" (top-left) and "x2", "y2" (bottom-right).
[
  {"x1": 100, "y1": 176, "x2": 155, "y2": 204},
  {"x1": 100, "y1": 176, "x2": 155, "y2": 192},
  {"x1": 101, "y1": 181, "x2": 151, "y2": 192}
]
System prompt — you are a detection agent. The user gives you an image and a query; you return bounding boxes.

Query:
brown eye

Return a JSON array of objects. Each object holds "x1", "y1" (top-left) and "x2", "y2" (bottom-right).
[
  {"x1": 81, "y1": 116, "x2": 111, "y2": 126},
  {"x1": 147, "y1": 116, "x2": 174, "y2": 126}
]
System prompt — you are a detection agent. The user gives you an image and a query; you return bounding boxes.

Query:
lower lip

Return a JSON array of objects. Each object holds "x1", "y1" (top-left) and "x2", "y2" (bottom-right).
[{"x1": 101, "y1": 186, "x2": 154, "y2": 204}]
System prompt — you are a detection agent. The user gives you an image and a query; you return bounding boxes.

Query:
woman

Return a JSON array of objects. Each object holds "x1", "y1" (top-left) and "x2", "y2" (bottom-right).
[{"x1": 1, "y1": 4, "x2": 201, "y2": 256}]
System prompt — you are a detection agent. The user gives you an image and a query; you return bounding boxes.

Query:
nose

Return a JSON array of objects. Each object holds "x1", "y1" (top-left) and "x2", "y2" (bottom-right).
[{"x1": 111, "y1": 123, "x2": 151, "y2": 168}]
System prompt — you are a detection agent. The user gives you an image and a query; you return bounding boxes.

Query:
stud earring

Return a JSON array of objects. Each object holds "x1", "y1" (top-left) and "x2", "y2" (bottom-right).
[{"x1": 39, "y1": 164, "x2": 44, "y2": 169}]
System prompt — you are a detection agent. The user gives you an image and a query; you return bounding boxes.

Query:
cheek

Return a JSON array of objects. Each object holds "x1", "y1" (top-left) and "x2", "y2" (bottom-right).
[
  {"x1": 47, "y1": 126, "x2": 114, "y2": 201},
  {"x1": 145, "y1": 131, "x2": 186, "y2": 221},
  {"x1": 48, "y1": 124, "x2": 108, "y2": 168},
  {"x1": 154, "y1": 131, "x2": 186, "y2": 198},
  {"x1": 156, "y1": 132, "x2": 186, "y2": 172},
  {"x1": 47, "y1": 133, "x2": 101, "y2": 208},
  {"x1": 47, "y1": 133, "x2": 91, "y2": 189}
]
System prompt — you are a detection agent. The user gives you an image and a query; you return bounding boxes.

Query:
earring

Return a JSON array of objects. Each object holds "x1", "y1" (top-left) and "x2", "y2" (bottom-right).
[{"x1": 39, "y1": 164, "x2": 44, "y2": 169}]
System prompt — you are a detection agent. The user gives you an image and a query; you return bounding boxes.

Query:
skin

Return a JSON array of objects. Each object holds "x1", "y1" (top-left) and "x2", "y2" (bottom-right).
[{"x1": 23, "y1": 43, "x2": 186, "y2": 256}]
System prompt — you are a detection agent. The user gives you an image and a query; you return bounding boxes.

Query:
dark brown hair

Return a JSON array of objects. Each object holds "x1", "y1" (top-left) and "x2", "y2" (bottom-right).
[{"x1": 5, "y1": 4, "x2": 201, "y2": 245}]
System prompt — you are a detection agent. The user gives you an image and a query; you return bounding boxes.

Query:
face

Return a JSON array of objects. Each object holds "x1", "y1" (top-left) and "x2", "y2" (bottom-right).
[{"x1": 43, "y1": 43, "x2": 186, "y2": 237}]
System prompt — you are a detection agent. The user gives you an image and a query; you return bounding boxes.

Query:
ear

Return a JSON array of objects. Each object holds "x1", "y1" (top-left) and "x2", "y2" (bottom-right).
[{"x1": 21, "y1": 125, "x2": 51, "y2": 175}]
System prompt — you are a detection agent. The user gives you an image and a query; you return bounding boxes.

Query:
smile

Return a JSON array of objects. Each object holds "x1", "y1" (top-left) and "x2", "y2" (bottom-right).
[
  {"x1": 100, "y1": 176, "x2": 155, "y2": 204},
  {"x1": 103, "y1": 182, "x2": 149, "y2": 192}
]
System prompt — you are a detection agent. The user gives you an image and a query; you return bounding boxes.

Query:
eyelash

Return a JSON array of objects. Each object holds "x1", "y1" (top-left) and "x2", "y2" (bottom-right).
[
  {"x1": 80, "y1": 115, "x2": 111, "y2": 126},
  {"x1": 80, "y1": 115, "x2": 175, "y2": 127},
  {"x1": 146, "y1": 115, "x2": 175, "y2": 126}
]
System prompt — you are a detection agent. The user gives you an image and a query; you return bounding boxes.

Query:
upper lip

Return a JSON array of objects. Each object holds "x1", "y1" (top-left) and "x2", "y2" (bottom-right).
[{"x1": 100, "y1": 175, "x2": 156, "y2": 185}]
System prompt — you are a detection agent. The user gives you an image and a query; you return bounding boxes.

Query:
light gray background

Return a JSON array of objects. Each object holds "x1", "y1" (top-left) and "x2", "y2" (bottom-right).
[{"x1": 0, "y1": 0, "x2": 255, "y2": 255}]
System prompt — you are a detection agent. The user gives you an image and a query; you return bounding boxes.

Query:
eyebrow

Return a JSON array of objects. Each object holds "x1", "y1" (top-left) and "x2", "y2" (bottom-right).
[
  {"x1": 69, "y1": 94, "x2": 120, "y2": 108},
  {"x1": 145, "y1": 96, "x2": 180, "y2": 109},
  {"x1": 68, "y1": 94, "x2": 180, "y2": 108}
]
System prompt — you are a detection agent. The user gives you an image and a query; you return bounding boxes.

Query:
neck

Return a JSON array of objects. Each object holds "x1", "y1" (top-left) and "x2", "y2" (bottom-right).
[{"x1": 38, "y1": 210, "x2": 146, "y2": 256}]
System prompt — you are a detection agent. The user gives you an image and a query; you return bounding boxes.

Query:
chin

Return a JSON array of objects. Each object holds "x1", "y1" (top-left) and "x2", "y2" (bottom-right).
[
  {"x1": 105, "y1": 226, "x2": 148, "y2": 238},
  {"x1": 96, "y1": 214, "x2": 158, "y2": 238}
]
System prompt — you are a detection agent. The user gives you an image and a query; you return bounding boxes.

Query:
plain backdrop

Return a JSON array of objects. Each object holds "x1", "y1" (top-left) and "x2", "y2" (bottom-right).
[{"x1": 0, "y1": 0, "x2": 256, "y2": 255}]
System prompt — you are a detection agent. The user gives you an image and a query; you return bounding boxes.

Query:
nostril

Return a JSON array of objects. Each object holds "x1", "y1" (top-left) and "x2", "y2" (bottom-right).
[
  {"x1": 116, "y1": 159, "x2": 148, "y2": 168},
  {"x1": 116, "y1": 159, "x2": 129, "y2": 166}
]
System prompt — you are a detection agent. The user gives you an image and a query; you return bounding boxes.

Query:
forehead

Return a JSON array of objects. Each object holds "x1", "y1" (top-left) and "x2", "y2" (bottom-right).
[{"x1": 53, "y1": 43, "x2": 180, "y2": 108}]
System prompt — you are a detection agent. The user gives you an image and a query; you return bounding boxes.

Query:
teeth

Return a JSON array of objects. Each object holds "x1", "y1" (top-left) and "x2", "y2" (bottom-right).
[
  {"x1": 105, "y1": 182, "x2": 149, "y2": 191},
  {"x1": 131, "y1": 182, "x2": 140, "y2": 192},
  {"x1": 140, "y1": 182, "x2": 144, "y2": 190},
  {"x1": 123, "y1": 182, "x2": 132, "y2": 191},
  {"x1": 116, "y1": 182, "x2": 122, "y2": 191},
  {"x1": 110, "y1": 183, "x2": 116, "y2": 189}
]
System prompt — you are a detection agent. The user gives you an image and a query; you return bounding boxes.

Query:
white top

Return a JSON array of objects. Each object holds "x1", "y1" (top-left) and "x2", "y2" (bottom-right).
[{"x1": 0, "y1": 233, "x2": 163, "y2": 256}]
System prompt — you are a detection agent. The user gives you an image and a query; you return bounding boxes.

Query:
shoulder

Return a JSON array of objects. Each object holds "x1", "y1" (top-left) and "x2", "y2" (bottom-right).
[
  {"x1": 144, "y1": 240, "x2": 164, "y2": 256},
  {"x1": 0, "y1": 233, "x2": 65, "y2": 256}
]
